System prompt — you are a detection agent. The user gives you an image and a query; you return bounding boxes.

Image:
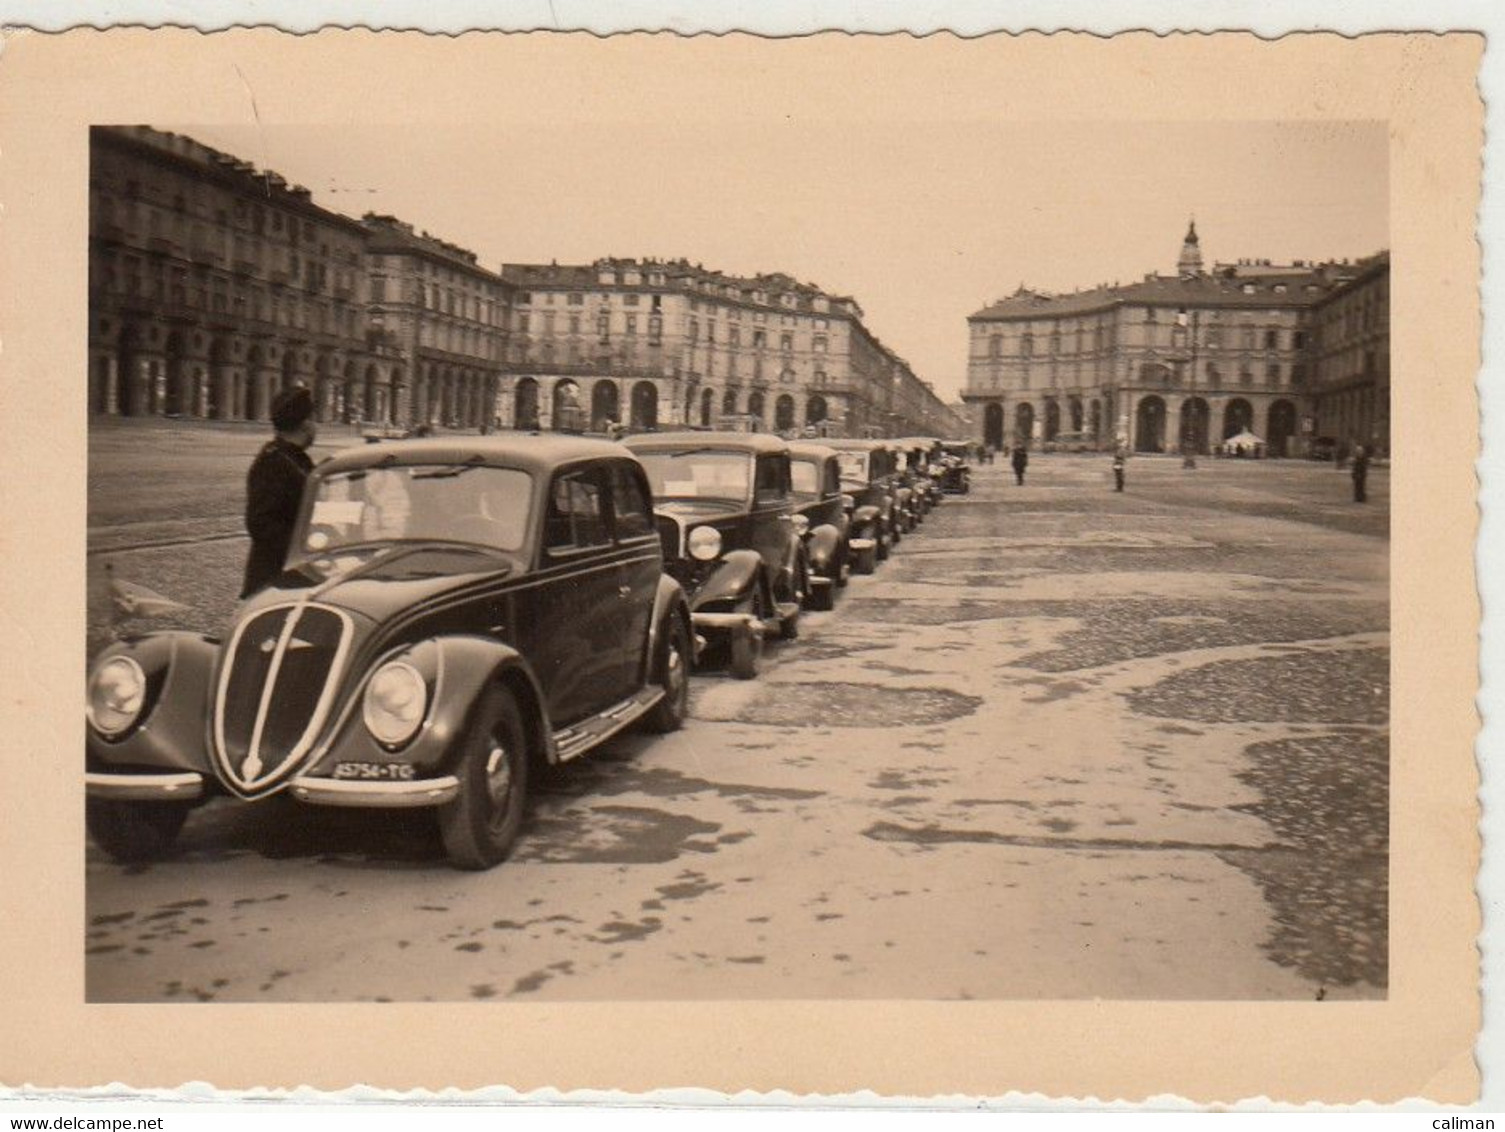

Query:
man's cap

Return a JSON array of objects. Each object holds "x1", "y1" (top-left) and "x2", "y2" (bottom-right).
[{"x1": 271, "y1": 386, "x2": 315, "y2": 431}]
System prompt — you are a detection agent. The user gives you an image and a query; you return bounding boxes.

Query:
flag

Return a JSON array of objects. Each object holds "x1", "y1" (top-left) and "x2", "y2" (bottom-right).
[{"x1": 106, "y1": 561, "x2": 190, "y2": 623}]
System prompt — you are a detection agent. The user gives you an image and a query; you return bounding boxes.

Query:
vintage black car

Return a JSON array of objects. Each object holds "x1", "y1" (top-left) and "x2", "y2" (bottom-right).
[
  {"x1": 85, "y1": 435, "x2": 694, "y2": 871},
  {"x1": 624, "y1": 431, "x2": 806, "y2": 679},
  {"x1": 826, "y1": 439, "x2": 899, "y2": 574},
  {"x1": 937, "y1": 442, "x2": 973, "y2": 494},
  {"x1": 787, "y1": 442, "x2": 852, "y2": 611}
]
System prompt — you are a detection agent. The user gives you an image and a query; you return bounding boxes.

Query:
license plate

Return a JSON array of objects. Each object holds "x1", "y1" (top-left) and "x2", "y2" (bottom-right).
[{"x1": 331, "y1": 761, "x2": 416, "y2": 781}]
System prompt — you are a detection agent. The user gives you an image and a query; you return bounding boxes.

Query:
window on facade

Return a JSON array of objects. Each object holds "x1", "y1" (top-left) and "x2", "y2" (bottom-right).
[
  {"x1": 568, "y1": 314, "x2": 581, "y2": 335},
  {"x1": 1293, "y1": 330, "x2": 1306, "y2": 350},
  {"x1": 688, "y1": 318, "x2": 699, "y2": 343},
  {"x1": 624, "y1": 294, "x2": 640, "y2": 307},
  {"x1": 813, "y1": 334, "x2": 827, "y2": 353},
  {"x1": 1145, "y1": 307, "x2": 1157, "y2": 322},
  {"x1": 753, "y1": 329, "x2": 766, "y2": 349},
  {"x1": 370, "y1": 276, "x2": 386, "y2": 303},
  {"x1": 1205, "y1": 326, "x2": 1220, "y2": 348},
  {"x1": 1021, "y1": 333, "x2": 1033, "y2": 357},
  {"x1": 780, "y1": 332, "x2": 794, "y2": 352},
  {"x1": 1267, "y1": 363, "x2": 1280, "y2": 383},
  {"x1": 1242, "y1": 327, "x2": 1256, "y2": 350},
  {"x1": 1264, "y1": 329, "x2": 1279, "y2": 349},
  {"x1": 597, "y1": 313, "x2": 610, "y2": 342},
  {"x1": 626, "y1": 314, "x2": 638, "y2": 336},
  {"x1": 518, "y1": 313, "x2": 530, "y2": 333},
  {"x1": 1239, "y1": 366, "x2": 1252, "y2": 386},
  {"x1": 566, "y1": 293, "x2": 583, "y2": 306},
  {"x1": 729, "y1": 327, "x2": 741, "y2": 347},
  {"x1": 706, "y1": 321, "x2": 716, "y2": 344},
  {"x1": 1291, "y1": 363, "x2": 1306, "y2": 386},
  {"x1": 1206, "y1": 362, "x2": 1220, "y2": 382},
  {"x1": 648, "y1": 315, "x2": 662, "y2": 344},
  {"x1": 989, "y1": 335, "x2": 1002, "y2": 358},
  {"x1": 1049, "y1": 334, "x2": 1060, "y2": 354}
]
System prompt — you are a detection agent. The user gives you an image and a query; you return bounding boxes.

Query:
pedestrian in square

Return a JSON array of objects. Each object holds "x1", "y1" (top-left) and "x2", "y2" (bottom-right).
[
  {"x1": 241, "y1": 385, "x2": 317, "y2": 598},
  {"x1": 1351, "y1": 444, "x2": 1370, "y2": 503},
  {"x1": 1011, "y1": 443, "x2": 1029, "y2": 486},
  {"x1": 1112, "y1": 445, "x2": 1127, "y2": 492}
]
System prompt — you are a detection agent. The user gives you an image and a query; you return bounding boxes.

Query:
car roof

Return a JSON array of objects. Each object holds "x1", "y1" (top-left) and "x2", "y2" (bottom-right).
[
  {"x1": 786, "y1": 442, "x2": 839, "y2": 462},
  {"x1": 623, "y1": 430, "x2": 790, "y2": 455},
  {"x1": 823, "y1": 438, "x2": 883, "y2": 451},
  {"x1": 316, "y1": 432, "x2": 635, "y2": 477}
]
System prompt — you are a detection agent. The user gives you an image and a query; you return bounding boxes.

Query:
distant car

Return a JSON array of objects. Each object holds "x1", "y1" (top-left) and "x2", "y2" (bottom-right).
[
  {"x1": 826, "y1": 439, "x2": 899, "y2": 574},
  {"x1": 85, "y1": 435, "x2": 693, "y2": 870},
  {"x1": 1309, "y1": 436, "x2": 1338, "y2": 461},
  {"x1": 937, "y1": 443, "x2": 972, "y2": 494},
  {"x1": 787, "y1": 442, "x2": 852, "y2": 611},
  {"x1": 625, "y1": 431, "x2": 807, "y2": 679}
]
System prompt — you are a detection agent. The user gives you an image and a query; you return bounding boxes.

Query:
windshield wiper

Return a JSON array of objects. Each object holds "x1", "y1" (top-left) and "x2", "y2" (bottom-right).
[{"x1": 412, "y1": 455, "x2": 487, "y2": 479}]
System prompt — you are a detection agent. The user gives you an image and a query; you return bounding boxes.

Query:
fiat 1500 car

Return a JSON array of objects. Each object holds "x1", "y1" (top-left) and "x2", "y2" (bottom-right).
[
  {"x1": 787, "y1": 442, "x2": 852, "y2": 611},
  {"x1": 85, "y1": 435, "x2": 693, "y2": 870},
  {"x1": 825, "y1": 439, "x2": 899, "y2": 574},
  {"x1": 624, "y1": 431, "x2": 806, "y2": 680}
]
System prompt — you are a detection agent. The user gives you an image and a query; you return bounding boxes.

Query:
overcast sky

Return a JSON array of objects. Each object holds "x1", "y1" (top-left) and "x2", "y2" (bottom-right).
[{"x1": 179, "y1": 120, "x2": 1387, "y2": 401}]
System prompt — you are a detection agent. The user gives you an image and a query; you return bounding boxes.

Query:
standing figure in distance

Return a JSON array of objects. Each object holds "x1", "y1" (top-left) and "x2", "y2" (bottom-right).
[
  {"x1": 241, "y1": 385, "x2": 317, "y2": 598},
  {"x1": 1112, "y1": 445, "x2": 1127, "y2": 492},
  {"x1": 1351, "y1": 443, "x2": 1370, "y2": 503},
  {"x1": 1011, "y1": 443, "x2": 1029, "y2": 486}
]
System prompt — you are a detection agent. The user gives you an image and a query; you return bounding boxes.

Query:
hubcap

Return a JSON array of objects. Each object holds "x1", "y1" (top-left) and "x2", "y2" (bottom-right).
[{"x1": 484, "y1": 743, "x2": 512, "y2": 813}]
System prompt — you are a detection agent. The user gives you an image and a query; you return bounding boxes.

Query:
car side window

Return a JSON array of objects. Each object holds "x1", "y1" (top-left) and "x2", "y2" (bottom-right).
[
  {"x1": 755, "y1": 455, "x2": 787, "y2": 504},
  {"x1": 544, "y1": 468, "x2": 610, "y2": 553},
  {"x1": 825, "y1": 460, "x2": 840, "y2": 496},
  {"x1": 610, "y1": 464, "x2": 655, "y2": 541}
]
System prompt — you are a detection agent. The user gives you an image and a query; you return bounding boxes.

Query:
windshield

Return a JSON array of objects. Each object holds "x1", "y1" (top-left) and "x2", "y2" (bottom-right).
[
  {"x1": 636, "y1": 450, "x2": 752, "y2": 501},
  {"x1": 835, "y1": 450, "x2": 869, "y2": 486},
  {"x1": 296, "y1": 465, "x2": 534, "y2": 556},
  {"x1": 790, "y1": 460, "x2": 821, "y2": 496}
]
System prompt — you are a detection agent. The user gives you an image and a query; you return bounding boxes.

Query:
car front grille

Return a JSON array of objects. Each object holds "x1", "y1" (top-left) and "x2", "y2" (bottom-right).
[{"x1": 214, "y1": 603, "x2": 351, "y2": 795}]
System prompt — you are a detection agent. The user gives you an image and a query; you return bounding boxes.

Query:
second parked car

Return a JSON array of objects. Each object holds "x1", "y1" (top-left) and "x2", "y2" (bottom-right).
[
  {"x1": 625, "y1": 431, "x2": 807, "y2": 678},
  {"x1": 787, "y1": 442, "x2": 852, "y2": 610}
]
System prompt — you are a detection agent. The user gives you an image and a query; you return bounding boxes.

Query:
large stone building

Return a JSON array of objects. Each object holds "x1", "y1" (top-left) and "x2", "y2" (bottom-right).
[
  {"x1": 88, "y1": 126, "x2": 960, "y2": 440},
  {"x1": 361, "y1": 215, "x2": 510, "y2": 430},
  {"x1": 89, "y1": 126, "x2": 397, "y2": 425},
  {"x1": 963, "y1": 222, "x2": 1390, "y2": 456},
  {"x1": 1307, "y1": 251, "x2": 1390, "y2": 456},
  {"x1": 496, "y1": 258, "x2": 961, "y2": 438}
]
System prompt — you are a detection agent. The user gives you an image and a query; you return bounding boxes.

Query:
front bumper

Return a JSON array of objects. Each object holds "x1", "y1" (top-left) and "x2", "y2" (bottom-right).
[
  {"x1": 849, "y1": 537, "x2": 876, "y2": 551},
  {"x1": 289, "y1": 775, "x2": 460, "y2": 808},
  {"x1": 86, "y1": 770, "x2": 204, "y2": 802},
  {"x1": 693, "y1": 611, "x2": 763, "y2": 636}
]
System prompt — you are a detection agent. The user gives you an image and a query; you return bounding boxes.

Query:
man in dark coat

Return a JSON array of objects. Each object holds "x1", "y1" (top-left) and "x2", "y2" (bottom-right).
[
  {"x1": 241, "y1": 386, "x2": 317, "y2": 597},
  {"x1": 1011, "y1": 443, "x2": 1029, "y2": 486},
  {"x1": 1351, "y1": 444, "x2": 1370, "y2": 503}
]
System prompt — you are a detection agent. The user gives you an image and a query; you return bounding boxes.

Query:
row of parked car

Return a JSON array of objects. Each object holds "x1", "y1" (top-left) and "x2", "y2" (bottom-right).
[{"x1": 83, "y1": 430, "x2": 973, "y2": 869}]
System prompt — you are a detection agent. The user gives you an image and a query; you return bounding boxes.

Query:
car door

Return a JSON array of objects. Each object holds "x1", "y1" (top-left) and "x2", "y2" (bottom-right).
[
  {"x1": 522, "y1": 464, "x2": 623, "y2": 725},
  {"x1": 608, "y1": 460, "x2": 660, "y2": 688}
]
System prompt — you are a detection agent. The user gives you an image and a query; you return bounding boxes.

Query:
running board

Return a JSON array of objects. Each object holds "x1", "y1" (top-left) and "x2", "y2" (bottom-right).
[{"x1": 552, "y1": 686, "x2": 666, "y2": 763}]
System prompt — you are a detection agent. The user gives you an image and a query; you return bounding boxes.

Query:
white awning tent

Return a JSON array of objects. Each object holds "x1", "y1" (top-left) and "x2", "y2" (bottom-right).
[{"x1": 1221, "y1": 428, "x2": 1267, "y2": 457}]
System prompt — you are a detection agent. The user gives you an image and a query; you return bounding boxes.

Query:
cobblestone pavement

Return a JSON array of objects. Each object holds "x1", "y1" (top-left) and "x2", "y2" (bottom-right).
[{"x1": 84, "y1": 426, "x2": 1388, "y2": 1002}]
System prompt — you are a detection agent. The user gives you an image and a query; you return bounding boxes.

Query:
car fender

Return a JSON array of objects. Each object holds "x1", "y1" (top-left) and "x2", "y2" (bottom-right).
[
  {"x1": 640, "y1": 575, "x2": 692, "y2": 682},
  {"x1": 807, "y1": 524, "x2": 843, "y2": 571},
  {"x1": 689, "y1": 549, "x2": 764, "y2": 611},
  {"x1": 852, "y1": 503, "x2": 881, "y2": 530},
  {"x1": 86, "y1": 632, "x2": 219, "y2": 775},
  {"x1": 305, "y1": 635, "x2": 553, "y2": 776}
]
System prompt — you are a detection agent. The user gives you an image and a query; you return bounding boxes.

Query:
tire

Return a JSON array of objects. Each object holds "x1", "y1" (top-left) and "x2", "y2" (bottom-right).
[
  {"x1": 780, "y1": 558, "x2": 805, "y2": 640},
  {"x1": 729, "y1": 589, "x2": 764, "y2": 680},
  {"x1": 807, "y1": 574, "x2": 835, "y2": 611},
  {"x1": 86, "y1": 797, "x2": 190, "y2": 863},
  {"x1": 644, "y1": 615, "x2": 692, "y2": 733},
  {"x1": 854, "y1": 544, "x2": 878, "y2": 575},
  {"x1": 437, "y1": 685, "x2": 530, "y2": 870},
  {"x1": 836, "y1": 549, "x2": 851, "y2": 588}
]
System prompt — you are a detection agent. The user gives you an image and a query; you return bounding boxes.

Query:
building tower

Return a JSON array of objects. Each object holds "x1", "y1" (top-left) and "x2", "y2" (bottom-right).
[{"x1": 1177, "y1": 218, "x2": 1204, "y2": 277}]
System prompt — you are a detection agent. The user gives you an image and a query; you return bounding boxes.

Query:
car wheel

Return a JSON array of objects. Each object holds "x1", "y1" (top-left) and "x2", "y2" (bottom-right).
[
  {"x1": 729, "y1": 589, "x2": 765, "y2": 680},
  {"x1": 644, "y1": 615, "x2": 692, "y2": 733},
  {"x1": 85, "y1": 797, "x2": 190, "y2": 863},
  {"x1": 855, "y1": 543, "x2": 878, "y2": 575},
  {"x1": 781, "y1": 557, "x2": 806, "y2": 639},
  {"x1": 807, "y1": 571, "x2": 835, "y2": 611},
  {"x1": 437, "y1": 685, "x2": 530, "y2": 870},
  {"x1": 836, "y1": 549, "x2": 851, "y2": 588}
]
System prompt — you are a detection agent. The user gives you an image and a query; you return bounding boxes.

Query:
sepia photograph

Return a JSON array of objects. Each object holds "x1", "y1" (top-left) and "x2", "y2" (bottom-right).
[
  {"x1": 0, "y1": 26, "x2": 1481, "y2": 1103},
  {"x1": 81, "y1": 117, "x2": 1392, "y2": 1004}
]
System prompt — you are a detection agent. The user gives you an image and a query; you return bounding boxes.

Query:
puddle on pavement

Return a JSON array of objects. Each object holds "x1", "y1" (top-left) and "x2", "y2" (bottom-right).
[{"x1": 514, "y1": 804, "x2": 727, "y2": 865}]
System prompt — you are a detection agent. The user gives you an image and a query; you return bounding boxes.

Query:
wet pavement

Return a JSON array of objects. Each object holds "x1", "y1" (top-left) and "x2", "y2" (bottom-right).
[{"x1": 85, "y1": 436, "x2": 1388, "y2": 1002}]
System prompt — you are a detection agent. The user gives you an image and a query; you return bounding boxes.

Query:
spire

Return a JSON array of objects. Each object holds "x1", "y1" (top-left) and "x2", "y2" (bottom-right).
[{"x1": 1178, "y1": 217, "x2": 1204, "y2": 277}]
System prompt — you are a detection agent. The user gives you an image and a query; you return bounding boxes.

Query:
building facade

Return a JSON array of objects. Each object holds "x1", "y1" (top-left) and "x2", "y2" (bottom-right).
[
  {"x1": 1307, "y1": 252, "x2": 1390, "y2": 455},
  {"x1": 496, "y1": 258, "x2": 961, "y2": 438},
  {"x1": 89, "y1": 126, "x2": 396, "y2": 426},
  {"x1": 962, "y1": 223, "x2": 1390, "y2": 457},
  {"x1": 88, "y1": 127, "x2": 960, "y2": 440},
  {"x1": 361, "y1": 215, "x2": 511, "y2": 430}
]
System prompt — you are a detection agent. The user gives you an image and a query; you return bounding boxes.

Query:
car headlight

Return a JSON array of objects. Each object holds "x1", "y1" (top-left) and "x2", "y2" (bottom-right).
[
  {"x1": 363, "y1": 661, "x2": 428, "y2": 747},
  {"x1": 688, "y1": 525, "x2": 722, "y2": 561},
  {"x1": 86, "y1": 656, "x2": 147, "y2": 737},
  {"x1": 792, "y1": 514, "x2": 810, "y2": 536}
]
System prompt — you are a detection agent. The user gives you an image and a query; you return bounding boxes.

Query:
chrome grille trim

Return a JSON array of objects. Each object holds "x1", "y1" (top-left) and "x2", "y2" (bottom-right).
[{"x1": 212, "y1": 601, "x2": 356, "y2": 797}]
